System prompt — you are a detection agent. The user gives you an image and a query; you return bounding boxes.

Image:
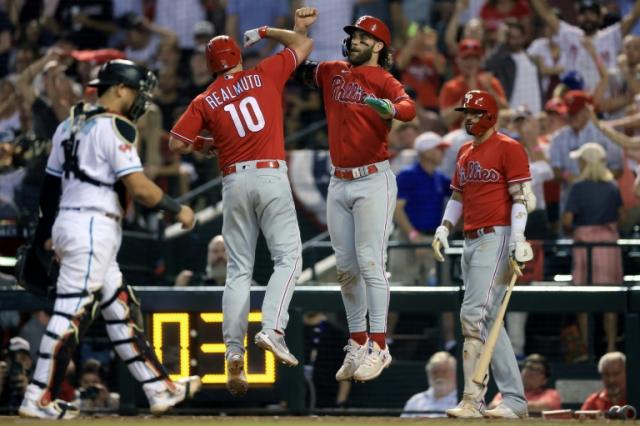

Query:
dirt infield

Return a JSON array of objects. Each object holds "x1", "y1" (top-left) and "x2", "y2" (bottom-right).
[{"x1": 0, "y1": 416, "x2": 637, "y2": 426}]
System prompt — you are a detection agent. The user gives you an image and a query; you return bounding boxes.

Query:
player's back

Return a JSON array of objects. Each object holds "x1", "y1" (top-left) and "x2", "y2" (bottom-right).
[{"x1": 181, "y1": 48, "x2": 298, "y2": 168}]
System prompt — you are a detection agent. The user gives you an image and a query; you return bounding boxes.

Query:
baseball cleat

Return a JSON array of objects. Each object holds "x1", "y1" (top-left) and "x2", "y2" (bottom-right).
[
  {"x1": 19, "y1": 397, "x2": 80, "y2": 420},
  {"x1": 148, "y1": 375, "x2": 202, "y2": 415},
  {"x1": 226, "y1": 353, "x2": 249, "y2": 397},
  {"x1": 255, "y1": 329, "x2": 299, "y2": 366},
  {"x1": 446, "y1": 399, "x2": 484, "y2": 418},
  {"x1": 352, "y1": 341, "x2": 391, "y2": 382},
  {"x1": 335, "y1": 338, "x2": 368, "y2": 381},
  {"x1": 484, "y1": 403, "x2": 524, "y2": 419}
]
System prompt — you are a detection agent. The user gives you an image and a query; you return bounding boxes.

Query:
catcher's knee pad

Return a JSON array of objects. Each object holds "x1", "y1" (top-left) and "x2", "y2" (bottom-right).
[
  {"x1": 101, "y1": 284, "x2": 169, "y2": 385},
  {"x1": 32, "y1": 292, "x2": 98, "y2": 398}
]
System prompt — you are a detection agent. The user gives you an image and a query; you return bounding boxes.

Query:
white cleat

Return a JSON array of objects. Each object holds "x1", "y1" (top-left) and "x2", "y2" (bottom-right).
[
  {"x1": 19, "y1": 397, "x2": 80, "y2": 420},
  {"x1": 335, "y1": 339, "x2": 368, "y2": 381},
  {"x1": 148, "y1": 375, "x2": 202, "y2": 415},
  {"x1": 484, "y1": 403, "x2": 525, "y2": 419},
  {"x1": 352, "y1": 341, "x2": 392, "y2": 382},
  {"x1": 226, "y1": 353, "x2": 249, "y2": 397},
  {"x1": 255, "y1": 329, "x2": 299, "y2": 367},
  {"x1": 446, "y1": 399, "x2": 485, "y2": 418}
]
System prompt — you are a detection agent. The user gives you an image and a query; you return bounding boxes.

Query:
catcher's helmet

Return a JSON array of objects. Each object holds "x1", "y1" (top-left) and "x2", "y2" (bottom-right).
[
  {"x1": 88, "y1": 59, "x2": 157, "y2": 120},
  {"x1": 454, "y1": 90, "x2": 498, "y2": 136},
  {"x1": 344, "y1": 15, "x2": 391, "y2": 47},
  {"x1": 206, "y1": 35, "x2": 242, "y2": 73}
]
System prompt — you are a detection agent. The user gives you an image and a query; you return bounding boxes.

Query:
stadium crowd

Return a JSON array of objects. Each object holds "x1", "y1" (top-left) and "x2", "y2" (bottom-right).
[{"x1": 0, "y1": 0, "x2": 639, "y2": 415}]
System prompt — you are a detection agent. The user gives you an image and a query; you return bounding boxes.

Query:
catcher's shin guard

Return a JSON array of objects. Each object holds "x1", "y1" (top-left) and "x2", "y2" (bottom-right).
[
  {"x1": 30, "y1": 291, "x2": 98, "y2": 401},
  {"x1": 101, "y1": 284, "x2": 172, "y2": 393}
]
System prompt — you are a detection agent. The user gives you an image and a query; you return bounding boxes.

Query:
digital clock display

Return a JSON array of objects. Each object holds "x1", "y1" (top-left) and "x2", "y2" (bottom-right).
[{"x1": 151, "y1": 312, "x2": 277, "y2": 385}]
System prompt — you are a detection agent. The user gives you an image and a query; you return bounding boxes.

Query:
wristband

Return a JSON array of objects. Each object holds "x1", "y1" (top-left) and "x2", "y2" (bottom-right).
[
  {"x1": 155, "y1": 194, "x2": 181, "y2": 214},
  {"x1": 510, "y1": 202, "x2": 528, "y2": 242},
  {"x1": 442, "y1": 199, "x2": 463, "y2": 227},
  {"x1": 258, "y1": 26, "x2": 268, "y2": 39},
  {"x1": 408, "y1": 229, "x2": 420, "y2": 241}
]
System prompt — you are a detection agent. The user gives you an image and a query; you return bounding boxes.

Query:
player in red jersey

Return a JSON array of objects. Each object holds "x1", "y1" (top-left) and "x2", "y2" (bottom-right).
[
  {"x1": 431, "y1": 90, "x2": 534, "y2": 419},
  {"x1": 168, "y1": 8, "x2": 317, "y2": 397},
  {"x1": 295, "y1": 15, "x2": 416, "y2": 382}
]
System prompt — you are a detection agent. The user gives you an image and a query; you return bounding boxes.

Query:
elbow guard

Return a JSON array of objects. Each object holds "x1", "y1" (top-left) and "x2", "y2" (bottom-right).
[
  {"x1": 294, "y1": 60, "x2": 319, "y2": 89},
  {"x1": 510, "y1": 181, "x2": 536, "y2": 213}
]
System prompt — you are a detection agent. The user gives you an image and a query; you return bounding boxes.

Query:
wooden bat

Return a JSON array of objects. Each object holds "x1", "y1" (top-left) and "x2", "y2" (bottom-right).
[{"x1": 472, "y1": 271, "x2": 519, "y2": 385}]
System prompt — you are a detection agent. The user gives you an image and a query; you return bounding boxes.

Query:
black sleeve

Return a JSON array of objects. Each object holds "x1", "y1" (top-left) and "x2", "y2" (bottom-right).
[
  {"x1": 294, "y1": 60, "x2": 319, "y2": 89},
  {"x1": 32, "y1": 174, "x2": 61, "y2": 246}
]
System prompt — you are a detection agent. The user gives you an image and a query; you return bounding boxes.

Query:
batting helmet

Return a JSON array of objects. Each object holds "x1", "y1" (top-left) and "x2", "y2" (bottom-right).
[
  {"x1": 206, "y1": 35, "x2": 242, "y2": 74},
  {"x1": 454, "y1": 90, "x2": 498, "y2": 136},
  {"x1": 88, "y1": 59, "x2": 157, "y2": 120},
  {"x1": 344, "y1": 15, "x2": 391, "y2": 47}
]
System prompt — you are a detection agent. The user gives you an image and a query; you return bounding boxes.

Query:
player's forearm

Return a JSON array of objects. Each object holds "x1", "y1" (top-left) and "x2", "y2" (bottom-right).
[
  {"x1": 393, "y1": 98, "x2": 416, "y2": 121},
  {"x1": 264, "y1": 27, "x2": 313, "y2": 62}
]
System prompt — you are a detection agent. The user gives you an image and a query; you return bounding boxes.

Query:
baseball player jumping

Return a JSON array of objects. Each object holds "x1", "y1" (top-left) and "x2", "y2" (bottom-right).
[
  {"x1": 19, "y1": 60, "x2": 200, "y2": 419},
  {"x1": 295, "y1": 16, "x2": 416, "y2": 382},
  {"x1": 432, "y1": 90, "x2": 534, "y2": 419},
  {"x1": 169, "y1": 9, "x2": 317, "y2": 397}
]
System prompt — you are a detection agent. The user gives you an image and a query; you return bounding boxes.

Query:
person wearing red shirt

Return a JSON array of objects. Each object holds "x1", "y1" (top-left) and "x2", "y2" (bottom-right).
[
  {"x1": 480, "y1": 0, "x2": 533, "y2": 41},
  {"x1": 168, "y1": 8, "x2": 317, "y2": 397},
  {"x1": 294, "y1": 15, "x2": 416, "y2": 383},
  {"x1": 582, "y1": 352, "x2": 627, "y2": 411},
  {"x1": 439, "y1": 39, "x2": 508, "y2": 131},
  {"x1": 432, "y1": 90, "x2": 534, "y2": 419},
  {"x1": 490, "y1": 354, "x2": 562, "y2": 414}
]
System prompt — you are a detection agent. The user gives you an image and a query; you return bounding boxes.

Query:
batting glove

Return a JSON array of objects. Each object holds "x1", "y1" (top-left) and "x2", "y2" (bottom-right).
[
  {"x1": 364, "y1": 96, "x2": 395, "y2": 119},
  {"x1": 243, "y1": 26, "x2": 268, "y2": 48},
  {"x1": 432, "y1": 225, "x2": 449, "y2": 263},
  {"x1": 509, "y1": 241, "x2": 533, "y2": 276}
]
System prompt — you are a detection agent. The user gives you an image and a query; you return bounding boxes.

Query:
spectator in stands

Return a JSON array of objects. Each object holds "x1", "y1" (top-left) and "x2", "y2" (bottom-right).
[
  {"x1": 154, "y1": 0, "x2": 206, "y2": 51},
  {"x1": 445, "y1": 0, "x2": 487, "y2": 59},
  {"x1": 395, "y1": 24, "x2": 446, "y2": 113},
  {"x1": 175, "y1": 235, "x2": 227, "y2": 286},
  {"x1": 439, "y1": 38, "x2": 508, "y2": 131},
  {"x1": 0, "y1": 131, "x2": 25, "y2": 220},
  {"x1": 193, "y1": 21, "x2": 216, "y2": 49},
  {"x1": 530, "y1": 0, "x2": 640, "y2": 92},
  {"x1": 489, "y1": 354, "x2": 562, "y2": 413},
  {"x1": 582, "y1": 352, "x2": 627, "y2": 410},
  {"x1": 527, "y1": 9, "x2": 566, "y2": 99},
  {"x1": 485, "y1": 19, "x2": 543, "y2": 114},
  {"x1": 0, "y1": 337, "x2": 33, "y2": 411},
  {"x1": 563, "y1": 142, "x2": 624, "y2": 353},
  {"x1": 401, "y1": 351, "x2": 457, "y2": 418},
  {"x1": 599, "y1": 35, "x2": 640, "y2": 116},
  {"x1": 550, "y1": 91, "x2": 624, "y2": 192},
  {"x1": 390, "y1": 131, "x2": 451, "y2": 286},
  {"x1": 226, "y1": 0, "x2": 289, "y2": 57},
  {"x1": 120, "y1": 13, "x2": 179, "y2": 70},
  {"x1": 75, "y1": 359, "x2": 119, "y2": 412},
  {"x1": 480, "y1": 0, "x2": 533, "y2": 42}
]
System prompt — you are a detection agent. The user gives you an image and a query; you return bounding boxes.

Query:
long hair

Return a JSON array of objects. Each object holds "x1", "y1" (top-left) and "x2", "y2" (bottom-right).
[
  {"x1": 378, "y1": 45, "x2": 393, "y2": 70},
  {"x1": 577, "y1": 158, "x2": 614, "y2": 182}
]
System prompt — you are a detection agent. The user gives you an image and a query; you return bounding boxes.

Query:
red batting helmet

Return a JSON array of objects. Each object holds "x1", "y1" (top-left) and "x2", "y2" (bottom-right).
[
  {"x1": 454, "y1": 90, "x2": 498, "y2": 136},
  {"x1": 344, "y1": 15, "x2": 391, "y2": 47},
  {"x1": 206, "y1": 35, "x2": 241, "y2": 74}
]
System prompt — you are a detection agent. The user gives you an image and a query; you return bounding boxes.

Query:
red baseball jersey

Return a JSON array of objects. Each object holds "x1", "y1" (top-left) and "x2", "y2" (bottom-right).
[
  {"x1": 450, "y1": 132, "x2": 531, "y2": 231},
  {"x1": 314, "y1": 61, "x2": 415, "y2": 168},
  {"x1": 171, "y1": 48, "x2": 298, "y2": 168}
]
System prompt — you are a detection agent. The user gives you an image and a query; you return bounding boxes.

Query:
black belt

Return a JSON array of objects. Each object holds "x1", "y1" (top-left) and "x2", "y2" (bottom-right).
[{"x1": 60, "y1": 207, "x2": 121, "y2": 222}]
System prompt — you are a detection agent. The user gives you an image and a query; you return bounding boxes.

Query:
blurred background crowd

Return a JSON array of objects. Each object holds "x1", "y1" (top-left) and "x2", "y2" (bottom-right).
[{"x1": 1, "y1": 0, "x2": 640, "y2": 415}]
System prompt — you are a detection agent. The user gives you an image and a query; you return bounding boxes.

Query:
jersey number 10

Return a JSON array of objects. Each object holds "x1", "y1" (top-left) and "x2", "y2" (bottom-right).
[{"x1": 223, "y1": 96, "x2": 266, "y2": 137}]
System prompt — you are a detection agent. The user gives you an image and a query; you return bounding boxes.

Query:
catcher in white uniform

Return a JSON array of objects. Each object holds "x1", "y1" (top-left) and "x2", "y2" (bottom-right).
[{"x1": 19, "y1": 60, "x2": 200, "y2": 419}]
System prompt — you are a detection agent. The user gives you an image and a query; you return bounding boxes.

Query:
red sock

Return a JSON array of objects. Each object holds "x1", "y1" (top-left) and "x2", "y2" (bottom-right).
[
  {"x1": 350, "y1": 331, "x2": 368, "y2": 346},
  {"x1": 370, "y1": 333, "x2": 386, "y2": 349}
]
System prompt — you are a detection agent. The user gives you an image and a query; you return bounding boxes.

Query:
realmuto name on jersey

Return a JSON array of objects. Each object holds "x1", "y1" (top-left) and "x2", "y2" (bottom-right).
[
  {"x1": 458, "y1": 161, "x2": 501, "y2": 185},
  {"x1": 331, "y1": 75, "x2": 371, "y2": 105},
  {"x1": 204, "y1": 74, "x2": 263, "y2": 110}
]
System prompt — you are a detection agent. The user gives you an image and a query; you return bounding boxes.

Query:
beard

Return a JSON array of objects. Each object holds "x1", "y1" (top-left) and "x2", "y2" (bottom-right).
[
  {"x1": 348, "y1": 46, "x2": 374, "y2": 66},
  {"x1": 431, "y1": 378, "x2": 454, "y2": 397},
  {"x1": 464, "y1": 120, "x2": 475, "y2": 135},
  {"x1": 206, "y1": 263, "x2": 227, "y2": 285}
]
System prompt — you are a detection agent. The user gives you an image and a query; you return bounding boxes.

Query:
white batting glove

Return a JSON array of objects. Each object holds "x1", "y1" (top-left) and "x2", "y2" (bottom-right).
[
  {"x1": 509, "y1": 240, "x2": 533, "y2": 276},
  {"x1": 243, "y1": 26, "x2": 267, "y2": 48},
  {"x1": 432, "y1": 225, "x2": 450, "y2": 263}
]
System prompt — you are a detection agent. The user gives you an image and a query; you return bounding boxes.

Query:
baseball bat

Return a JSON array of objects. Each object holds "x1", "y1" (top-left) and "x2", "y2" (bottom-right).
[{"x1": 472, "y1": 272, "x2": 519, "y2": 385}]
